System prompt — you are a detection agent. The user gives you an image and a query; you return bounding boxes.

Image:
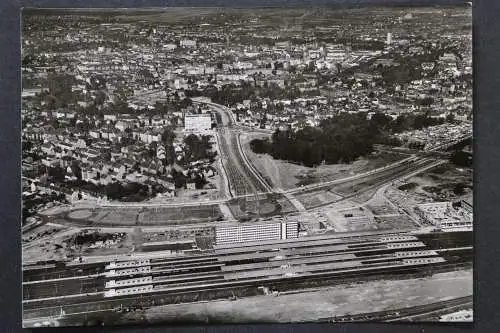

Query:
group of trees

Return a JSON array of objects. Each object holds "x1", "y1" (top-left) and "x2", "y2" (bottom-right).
[
  {"x1": 170, "y1": 168, "x2": 207, "y2": 190},
  {"x1": 72, "y1": 232, "x2": 125, "y2": 247},
  {"x1": 22, "y1": 54, "x2": 48, "y2": 67},
  {"x1": 45, "y1": 162, "x2": 83, "y2": 183},
  {"x1": 104, "y1": 182, "x2": 153, "y2": 201},
  {"x1": 377, "y1": 59, "x2": 423, "y2": 87},
  {"x1": 42, "y1": 73, "x2": 78, "y2": 109},
  {"x1": 22, "y1": 191, "x2": 67, "y2": 222},
  {"x1": 250, "y1": 111, "x2": 455, "y2": 167},
  {"x1": 199, "y1": 80, "x2": 307, "y2": 108},
  {"x1": 182, "y1": 134, "x2": 217, "y2": 164},
  {"x1": 371, "y1": 111, "x2": 449, "y2": 134},
  {"x1": 450, "y1": 150, "x2": 473, "y2": 168},
  {"x1": 206, "y1": 83, "x2": 254, "y2": 107},
  {"x1": 251, "y1": 113, "x2": 382, "y2": 167}
]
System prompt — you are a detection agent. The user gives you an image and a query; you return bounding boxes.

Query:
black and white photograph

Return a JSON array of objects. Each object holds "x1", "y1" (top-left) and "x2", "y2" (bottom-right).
[{"x1": 21, "y1": 2, "x2": 473, "y2": 328}]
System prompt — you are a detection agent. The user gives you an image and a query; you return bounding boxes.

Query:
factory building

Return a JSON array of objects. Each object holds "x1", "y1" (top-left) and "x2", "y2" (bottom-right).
[
  {"x1": 215, "y1": 222, "x2": 298, "y2": 245},
  {"x1": 415, "y1": 201, "x2": 472, "y2": 230}
]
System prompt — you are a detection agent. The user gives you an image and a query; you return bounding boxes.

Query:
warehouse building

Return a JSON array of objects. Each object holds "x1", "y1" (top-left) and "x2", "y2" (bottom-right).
[{"x1": 415, "y1": 201, "x2": 472, "y2": 230}]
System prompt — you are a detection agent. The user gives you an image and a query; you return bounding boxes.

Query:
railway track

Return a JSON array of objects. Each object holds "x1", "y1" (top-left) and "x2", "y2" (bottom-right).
[
  {"x1": 23, "y1": 261, "x2": 472, "y2": 324},
  {"x1": 319, "y1": 295, "x2": 473, "y2": 322},
  {"x1": 302, "y1": 158, "x2": 443, "y2": 210},
  {"x1": 24, "y1": 255, "x2": 471, "y2": 310}
]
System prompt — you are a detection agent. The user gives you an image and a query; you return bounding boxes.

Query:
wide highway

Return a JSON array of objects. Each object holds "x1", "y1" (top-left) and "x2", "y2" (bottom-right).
[{"x1": 209, "y1": 102, "x2": 271, "y2": 197}]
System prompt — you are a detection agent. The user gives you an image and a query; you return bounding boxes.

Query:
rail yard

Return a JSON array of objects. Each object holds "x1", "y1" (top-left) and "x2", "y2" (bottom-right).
[{"x1": 23, "y1": 230, "x2": 472, "y2": 326}]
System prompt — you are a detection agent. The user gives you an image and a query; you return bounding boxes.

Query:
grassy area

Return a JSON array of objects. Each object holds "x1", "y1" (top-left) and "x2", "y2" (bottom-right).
[
  {"x1": 242, "y1": 133, "x2": 407, "y2": 191},
  {"x1": 138, "y1": 206, "x2": 224, "y2": 225},
  {"x1": 61, "y1": 206, "x2": 224, "y2": 226}
]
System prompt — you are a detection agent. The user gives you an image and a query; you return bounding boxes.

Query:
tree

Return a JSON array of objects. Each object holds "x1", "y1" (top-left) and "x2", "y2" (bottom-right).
[
  {"x1": 165, "y1": 145, "x2": 176, "y2": 165},
  {"x1": 180, "y1": 97, "x2": 193, "y2": 109},
  {"x1": 419, "y1": 96, "x2": 434, "y2": 107},
  {"x1": 194, "y1": 174, "x2": 207, "y2": 189},
  {"x1": 22, "y1": 140, "x2": 33, "y2": 151},
  {"x1": 105, "y1": 182, "x2": 124, "y2": 199},
  {"x1": 453, "y1": 183, "x2": 467, "y2": 195},
  {"x1": 94, "y1": 90, "x2": 107, "y2": 106},
  {"x1": 48, "y1": 166, "x2": 65, "y2": 182},
  {"x1": 171, "y1": 169, "x2": 187, "y2": 189},
  {"x1": 371, "y1": 113, "x2": 392, "y2": 131},
  {"x1": 46, "y1": 73, "x2": 76, "y2": 107},
  {"x1": 249, "y1": 138, "x2": 269, "y2": 154},
  {"x1": 70, "y1": 161, "x2": 82, "y2": 180},
  {"x1": 161, "y1": 127, "x2": 176, "y2": 145},
  {"x1": 446, "y1": 113, "x2": 455, "y2": 123},
  {"x1": 450, "y1": 150, "x2": 472, "y2": 167}
]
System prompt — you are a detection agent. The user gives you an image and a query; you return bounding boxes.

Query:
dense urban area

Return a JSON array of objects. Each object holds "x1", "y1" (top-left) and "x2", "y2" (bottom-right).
[{"x1": 21, "y1": 5, "x2": 473, "y2": 328}]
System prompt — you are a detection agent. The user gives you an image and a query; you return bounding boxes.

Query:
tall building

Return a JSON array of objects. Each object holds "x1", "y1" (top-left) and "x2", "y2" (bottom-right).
[
  {"x1": 386, "y1": 32, "x2": 393, "y2": 45},
  {"x1": 180, "y1": 39, "x2": 197, "y2": 48},
  {"x1": 215, "y1": 222, "x2": 299, "y2": 245}
]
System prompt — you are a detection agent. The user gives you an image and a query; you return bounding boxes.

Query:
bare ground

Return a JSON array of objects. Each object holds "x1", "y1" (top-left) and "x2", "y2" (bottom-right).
[
  {"x1": 22, "y1": 228, "x2": 135, "y2": 262},
  {"x1": 140, "y1": 269, "x2": 472, "y2": 323}
]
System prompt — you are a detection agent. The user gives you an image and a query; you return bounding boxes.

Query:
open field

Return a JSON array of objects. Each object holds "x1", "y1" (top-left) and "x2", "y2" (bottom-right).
[
  {"x1": 366, "y1": 202, "x2": 399, "y2": 216},
  {"x1": 89, "y1": 209, "x2": 139, "y2": 226},
  {"x1": 61, "y1": 206, "x2": 224, "y2": 226},
  {"x1": 372, "y1": 215, "x2": 418, "y2": 231},
  {"x1": 138, "y1": 205, "x2": 223, "y2": 225},
  {"x1": 241, "y1": 133, "x2": 407, "y2": 191},
  {"x1": 293, "y1": 191, "x2": 343, "y2": 208},
  {"x1": 321, "y1": 207, "x2": 417, "y2": 233},
  {"x1": 139, "y1": 269, "x2": 472, "y2": 324},
  {"x1": 395, "y1": 163, "x2": 473, "y2": 202},
  {"x1": 294, "y1": 158, "x2": 440, "y2": 210}
]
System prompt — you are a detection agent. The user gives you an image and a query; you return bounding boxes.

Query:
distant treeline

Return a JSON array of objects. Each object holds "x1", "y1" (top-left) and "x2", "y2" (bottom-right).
[{"x1": 250, "y1": 112, "x2": 450, "y2": 167}]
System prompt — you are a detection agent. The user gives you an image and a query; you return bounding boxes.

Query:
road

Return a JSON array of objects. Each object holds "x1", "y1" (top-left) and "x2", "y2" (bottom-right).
[{"x1": 208, "y1": 102, "x2": 270, "y2": 196}]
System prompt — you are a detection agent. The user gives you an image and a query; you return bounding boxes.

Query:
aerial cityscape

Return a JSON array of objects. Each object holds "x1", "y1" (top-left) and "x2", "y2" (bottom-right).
[{"x1": 21, "y1": 4, "x2": 473, "y2": 327}]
